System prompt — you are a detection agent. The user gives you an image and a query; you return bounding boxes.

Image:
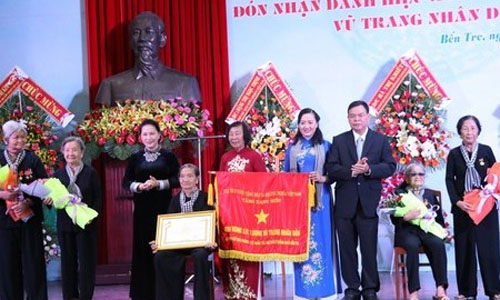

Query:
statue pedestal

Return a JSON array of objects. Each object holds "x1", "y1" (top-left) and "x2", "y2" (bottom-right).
[{"x1": 96, "y1": 158, "x2": 133, "y2": 284}]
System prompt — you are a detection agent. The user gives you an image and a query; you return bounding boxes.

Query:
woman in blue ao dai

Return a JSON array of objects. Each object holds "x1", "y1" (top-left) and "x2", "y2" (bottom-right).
[{"x1": 284, "y1": 108, "x2": 342, "y2": 299}]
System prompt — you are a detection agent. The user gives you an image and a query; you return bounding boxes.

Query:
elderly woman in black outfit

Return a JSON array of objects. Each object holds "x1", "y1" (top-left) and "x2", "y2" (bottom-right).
[
  {"x1": 123, "y1": 119, "x2": 180, "y2": 300},
  {"x1": 446, "y1": 115, "x2": 500, "y2": 300},
  {"x1": 52, "y1": 136, "x2": 101, "y2": 300},
  {"x1": 392, "y1": 163, "x2": 448, "y2": 300},
  {"x1": 0, "y1": 120, "x2": 48, "y2": 299},
  {"x1": 151, "y1": 163, "x2": 216, "y2": 300}
]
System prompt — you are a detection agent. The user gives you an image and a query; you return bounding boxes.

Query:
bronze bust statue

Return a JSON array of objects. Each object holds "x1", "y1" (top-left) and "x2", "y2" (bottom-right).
[{"x1": 95, "y1": 11, "x2": 201, "y2": 105}]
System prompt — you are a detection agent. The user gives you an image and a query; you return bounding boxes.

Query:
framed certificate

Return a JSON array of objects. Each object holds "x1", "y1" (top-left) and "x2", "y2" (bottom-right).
[{"x1": 155, "y1": 210, "x2": 216, "y2": 250}]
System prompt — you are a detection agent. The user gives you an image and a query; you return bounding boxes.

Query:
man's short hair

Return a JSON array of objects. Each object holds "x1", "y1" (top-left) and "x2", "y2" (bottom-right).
[{"x1": 347, "y1": 100, "x2": 369, "y2": 114}]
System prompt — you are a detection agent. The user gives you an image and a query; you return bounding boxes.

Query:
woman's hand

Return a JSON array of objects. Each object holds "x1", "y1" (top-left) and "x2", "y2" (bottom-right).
[
  {"x1": 456, "y1": 200, "x2": 473, "y2": 213},
  {"x1": 149, "y1": 241, "x2": 158, "y2": 253},
  {"x1": 205, "y1": 242, "x2": 218, "y2": 250},
  {"x1": 142, "y1": 176, "x2": 159, "y2": 191},
  {"x1": 0, "y1": 190, "x2": 15, "y2": 201},
  {"x1": 309, "y1": 171, "x2": 326, "y2": 183},
  {"x1": 403, "y1": 209, "x2": 421, "y2": 221},
  {"x1": 42, "y1": 197, "x2": 53, "y2": 206},
  {"x1": 12, "y1": 200, "x2": 29, "y2": 215}
]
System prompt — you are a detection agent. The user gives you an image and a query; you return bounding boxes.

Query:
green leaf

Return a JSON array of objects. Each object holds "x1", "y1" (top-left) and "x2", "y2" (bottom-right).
[{"x1": 113, "y1": 145, "x2": 130, "y2": 160}]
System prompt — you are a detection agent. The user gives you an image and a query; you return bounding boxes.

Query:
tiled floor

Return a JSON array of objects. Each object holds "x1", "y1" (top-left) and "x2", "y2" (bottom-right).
[{"x1": 48, "y1": 271, "x2": 491, "y2": 299}]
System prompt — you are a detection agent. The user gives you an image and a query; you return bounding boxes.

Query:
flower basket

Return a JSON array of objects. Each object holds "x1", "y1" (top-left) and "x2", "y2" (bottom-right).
[{"x1": 76, "y1": 99, "x2": 213, "y2": 160}]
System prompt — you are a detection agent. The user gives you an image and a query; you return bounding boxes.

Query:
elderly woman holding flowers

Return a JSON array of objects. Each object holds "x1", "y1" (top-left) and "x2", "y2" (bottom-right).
[
  {"x1": 123, "y1": 118, "x2": 180, "y2": 300},
  {"x1": 0, "y1": 120, "x2": 48, "y2": 299},
  {"x1": 446, "y1": 115, "x2": 500, "y2": 300},
  {"x1": 52, "y1": 136, "x2": 101, "y2": 300},
  {"x1": 392, "y1": 162, "x2": 448, "y2": 300}
]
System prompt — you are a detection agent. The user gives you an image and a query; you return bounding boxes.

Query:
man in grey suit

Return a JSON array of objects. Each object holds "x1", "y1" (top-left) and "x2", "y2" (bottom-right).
[
  {"x1": 96, "y1": 11, "x2": 201, "y2": 105},
  {"x1": 326, "y1": 101, "x2": 396, "y2": 300}
]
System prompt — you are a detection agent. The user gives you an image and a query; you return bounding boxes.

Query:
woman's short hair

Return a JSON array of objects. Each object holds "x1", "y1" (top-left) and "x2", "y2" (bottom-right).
[
  {"x1": 456, "y1": 115, "x2": 481, "y2": 135},
  {"x1": 140, "y1": 119, "x2": 161, "y2": 133},
  {"x1": 404, "y1": 162, "x2": 426, "y2": 183},
  {"x1": 179, "y1": 163, "x2": 200, "y2": 177},
  {"x1": 225, "y1": 121, "x2": 252, "y2": 147},
  {"x1": 61, "y1": 136, "x2": 86, "y2": 152},
  {"x1": 2, "y1": 120, "x2": 27, "y2": 140}
]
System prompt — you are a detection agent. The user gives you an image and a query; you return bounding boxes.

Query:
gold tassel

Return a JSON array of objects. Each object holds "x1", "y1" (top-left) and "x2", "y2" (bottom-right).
[
  {"x1": 207, "y1": 182, "x2": 214, "y2": 206},
  {"x1": 308, "y1": 180, "x2": 315, "y2": 208}
]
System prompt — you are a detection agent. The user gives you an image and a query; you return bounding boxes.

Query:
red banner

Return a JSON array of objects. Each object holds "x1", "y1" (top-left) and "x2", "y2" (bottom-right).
[
  {"x1": 215, "y1": 172, "x2": 312, "y2": 262},
  {"x1": 19, "y1": 78, "x2": 74, "y2": 127},
  {"x1": 225, "y1": 62, "x2": 300, "y2": 124},
  {"x1": 258, "y1": 62, "x2": 300, "y2": 118},
  {"x1": 0, "y1": 67, "x2": 27, "y2": 107},
  {"x1": 0, "y1": 66, "x2": 74, "y2": 127},
  {"x1": 401, "y1": 51, "x2": 450, "y2": 108},
  {"x1": 225, "y1": 72, "x2": 266, "y2": 123},
  {"x1": 368, "y1": 60, "x2": 409, "y2": 116},
  {"x1": 369, "y1": 50, "x2": 450, "y2": 115}
]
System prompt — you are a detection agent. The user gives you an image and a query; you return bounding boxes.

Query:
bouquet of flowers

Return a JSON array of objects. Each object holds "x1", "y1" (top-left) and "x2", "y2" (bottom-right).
[
  {"x1": 76, "y1": 99, "x2": 213, "y2": 160},
  {"x1": 374, "y1": 75, "x2": 452, "y2": 170},
  {"x1": 42, "y1": 226, "x2": 60, "y2": 263},
  {"x1": 246, "y1": 89, "x2": 297, "y2": 171}
]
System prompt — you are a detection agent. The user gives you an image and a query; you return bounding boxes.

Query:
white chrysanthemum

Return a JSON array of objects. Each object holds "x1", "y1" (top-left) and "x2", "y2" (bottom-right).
[{"x1": 421, "y1": 140, "x2": 437, "y2": 159}]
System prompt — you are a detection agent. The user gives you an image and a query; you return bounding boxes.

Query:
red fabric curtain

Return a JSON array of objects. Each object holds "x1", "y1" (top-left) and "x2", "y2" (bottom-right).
[
  {"x1": 85, "y1": 0, "x2": 229, "y2": 187},
  {"x1": 85, "y1": 0, "x2": 230, "y2": 264}
]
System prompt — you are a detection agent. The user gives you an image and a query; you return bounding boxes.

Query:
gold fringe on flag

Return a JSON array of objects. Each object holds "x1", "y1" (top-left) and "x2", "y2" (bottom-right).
[{"x1": 308, "y1": 180, "x2": 315, "y2": 208}]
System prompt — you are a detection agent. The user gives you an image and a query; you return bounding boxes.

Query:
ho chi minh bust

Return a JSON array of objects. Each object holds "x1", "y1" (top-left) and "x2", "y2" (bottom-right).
[{"x1": 95, "y1": 11, "x2": 201, "y2": 105}]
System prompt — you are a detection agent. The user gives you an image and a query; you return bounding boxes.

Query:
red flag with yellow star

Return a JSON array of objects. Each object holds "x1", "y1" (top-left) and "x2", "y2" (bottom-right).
[{"x1": 215, "y1": 172, "x2": 314, "y2": 262}]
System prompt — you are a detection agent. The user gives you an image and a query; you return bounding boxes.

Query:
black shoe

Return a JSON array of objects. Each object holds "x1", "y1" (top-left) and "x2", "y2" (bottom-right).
[
  {"x1": 362, "y1": 291, "x2": 378, "y2": 300},
  {"x1": 343, "y1": 295, "x2": 361, "y2": 300}
]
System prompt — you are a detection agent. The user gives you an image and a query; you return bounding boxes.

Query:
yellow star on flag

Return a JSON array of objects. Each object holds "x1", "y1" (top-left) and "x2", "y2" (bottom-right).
[{"x1": 255, "y1": 209, "x2": 269, "y2": 224}]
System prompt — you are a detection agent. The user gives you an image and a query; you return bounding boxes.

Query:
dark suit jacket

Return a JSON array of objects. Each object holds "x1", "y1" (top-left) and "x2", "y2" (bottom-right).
[
  {"x1": 326, "y1": 129, "x2": 396, "y2": 218},
  {"x1": 392, "y1": 189, "x2": 445, "y2": 244},
  {"x1": 167, "y1": 191, "x2": 213, "y2": 213},
  {"x1": 53, "y1": 164, "x2": 102, "y2": 232},
  {"x1": 445, "y1": 143, "x2": 496, "y2": 214}
]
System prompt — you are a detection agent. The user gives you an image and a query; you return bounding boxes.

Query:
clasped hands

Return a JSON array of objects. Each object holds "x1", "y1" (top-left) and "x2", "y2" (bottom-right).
[
  {"x1": 0, "y1": 188, "x2": 33, "y2": 214},
  {"x1": 351, "y1": 157, "x2": 370, "y2": 177},
  {"x1": 138, "y1": 176, "x2": 160, "y2": 191}
]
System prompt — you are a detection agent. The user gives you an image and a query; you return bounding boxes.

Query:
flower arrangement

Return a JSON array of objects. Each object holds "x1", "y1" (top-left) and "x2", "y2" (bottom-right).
[
  {"x1": 374, "y1": 75, "x2": 452, "y2": 170},
  {"x1": 246, "y1": 88, "x2": 297, "y2": 171},
  {"x1": 76, "y1": 99, "x2": 213, "y2": 160}
]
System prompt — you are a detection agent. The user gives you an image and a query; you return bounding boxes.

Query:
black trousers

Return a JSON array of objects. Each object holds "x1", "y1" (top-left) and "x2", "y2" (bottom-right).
[
  {"x1": 0, "y1": 222, "x2": 47, "y2": 300},
  {"x1": 395, "y1": 226, "x2": 448, "y2": 293},
  {"x1": 336, "y1": 204, "x2": 379, "y2": 296},
  {"x1": 58, "y1": 229, "x2": 97, "y2": 300},
  {"x1": 154, "y1": 247, "x2": 211, "y2": 300},
  {"x1": 453, "y1": 209, "x2": 500, "y2": 297}
]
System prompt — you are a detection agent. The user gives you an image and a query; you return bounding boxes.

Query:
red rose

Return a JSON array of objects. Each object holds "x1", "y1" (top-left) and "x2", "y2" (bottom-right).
[
  {"x1": 162, "y1": 128, "x2": 170, "y2": 137},
  {"x1": 116, "y1": 136, "x2": 125, "y2": 145},
  {"x1": 132, "y1": 125, "x2": 140, "y2": 133},
  {"x1": 126, "y1": 134, "x2": 136, "y2": 145},
  {"x1": 97, "y1": 136, "x2": 107, "y2": 146},
  {"x1": 120, "y1": 128, "x2": 129, "y2": 137}
]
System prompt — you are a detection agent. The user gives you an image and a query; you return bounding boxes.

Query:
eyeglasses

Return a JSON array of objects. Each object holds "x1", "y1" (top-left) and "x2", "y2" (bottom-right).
[{"x1": 410, "y1": 172, "x2": 425, "y2": 177}]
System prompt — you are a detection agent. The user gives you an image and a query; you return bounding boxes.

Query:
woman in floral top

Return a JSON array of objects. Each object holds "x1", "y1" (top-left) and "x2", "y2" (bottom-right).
[
  {"x1": 284, "y1": 108, "x2": 342, "y2": 299},
  {"x1": 219, "y1": 121, "x2": 267, "y2": 300}
]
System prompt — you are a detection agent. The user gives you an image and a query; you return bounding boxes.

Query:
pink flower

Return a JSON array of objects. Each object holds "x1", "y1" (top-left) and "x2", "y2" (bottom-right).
[
  {"x1": 178, "y1": 106, "x2": 184, "y2": 112},
  {"x1": 174, "y1": 115, "x2": 184, "y2": 125},
  {"x1": 197, "y1": 129, "x2": 204, "y2": 137},
  {"x1": 164, "y1": 115, "x2": 173, "y2": 122},
  {"x1": 188, "y1": 116, "x2": 196, "y2": 123},
  {"x1": 184, "y1": 107, "x2": 191, "y2": 114}
]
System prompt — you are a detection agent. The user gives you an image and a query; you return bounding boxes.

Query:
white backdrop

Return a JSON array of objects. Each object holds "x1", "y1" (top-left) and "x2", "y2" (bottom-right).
[{"x1": 226, "y1": 0, "x2": 500, "y2": 271}]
